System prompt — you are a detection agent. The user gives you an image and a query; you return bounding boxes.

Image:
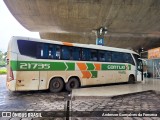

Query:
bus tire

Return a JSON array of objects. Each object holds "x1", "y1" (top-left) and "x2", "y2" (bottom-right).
[
  {"x1": 49, "y1": 77, "x2": 64, "y2": 93},
  {"x1": 128, "y1": 75, "x2": 135, "y2": 84},
  {"x1": 66, "y1": 77, "x2": 80, "y2": 92}
]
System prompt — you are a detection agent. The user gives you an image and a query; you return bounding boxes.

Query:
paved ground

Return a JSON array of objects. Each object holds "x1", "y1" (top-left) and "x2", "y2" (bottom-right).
[
  {"x1": 71, "y1": 91, "x2": 160, "y2": 120},
  {"x1": 72, "y1": 78, "x2": 160, "y2": 97},
  {"x1": 0, "y1": 75, "x2": 160, "y2": 120},
  {"x1": 0, "y1": 75, "x2": 68, "y2": 120}
]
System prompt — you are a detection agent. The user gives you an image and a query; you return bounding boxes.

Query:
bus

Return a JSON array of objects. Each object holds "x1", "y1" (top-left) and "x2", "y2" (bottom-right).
[{"x1": 6, "y1": 36, "x2": 143, "y2": 92}]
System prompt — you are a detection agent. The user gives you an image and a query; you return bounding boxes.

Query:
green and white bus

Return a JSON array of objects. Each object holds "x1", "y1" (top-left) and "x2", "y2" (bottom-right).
[{"x1": 7, "y1": 36, "x2": 143, "y2": 92}]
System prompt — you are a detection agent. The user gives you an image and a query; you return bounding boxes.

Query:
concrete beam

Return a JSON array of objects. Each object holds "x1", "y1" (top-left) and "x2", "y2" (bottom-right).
[
  {"x1": 40, "y1": 32, "x2": 160, "y2": 51},
  {"x1": 4, "y1": 0, "x2": 160, "y2": 34},
  {"x1": 4, "y1": 0, "x2": 160, "y2": 50}
]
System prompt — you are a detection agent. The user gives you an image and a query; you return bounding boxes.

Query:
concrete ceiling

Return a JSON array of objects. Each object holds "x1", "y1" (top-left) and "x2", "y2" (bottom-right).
[{"x1": 4, "y1": 0, "x2": 160, "y2": 51}]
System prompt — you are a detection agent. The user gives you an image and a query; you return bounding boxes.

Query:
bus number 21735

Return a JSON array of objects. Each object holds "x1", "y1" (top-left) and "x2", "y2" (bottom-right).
[{"x1": 20, "y1": 63, "x2": 50, "y2": 70}]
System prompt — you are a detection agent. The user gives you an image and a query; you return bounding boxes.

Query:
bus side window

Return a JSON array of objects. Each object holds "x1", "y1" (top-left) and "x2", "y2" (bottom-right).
[
  {"x1": 62, "y1": 46, "x2": 72, "y2": 60},
  {"x1": 123, "y1": 53, "x2": 135, "y2": 65},
  {"x1": 82, "y1": 48, "x2": 90, "y2": 61},
  {"x1": 48, "y1": 44, "x2": 53, "y2": 59},
  {"x1": 105, "y1": 51, "x2": 112, "y2": 62},
  {"x1": 90, "y1": 49, "x2": 98, "y2": 61},
  {"x1": 73, "y1": 47, "x2": 80, "y2": 60},
  {"x1": 37, "y1": 44, "x2": 42, "y2": 58},
  {"x1": 56, "y1": 46, "x2": 61, "y2": 59},
  {"x1": 111, "y1": 52, "x2": 124, "y2": 63},
  {"x1": 99, "y1": 51, "x2": 105, "y2": 62},
  {"x1": 43, "y1": 44, "x2": 49, "y2": 59},
  {"x1": 51, "y1": 45, "x2": 56, "y2": 59},
  {"x1": 18, "y1": 40, "x2": 37, "y2": 58},
  {"x1": 37, "y1": 43, "x2": 49, "y2": 59}
]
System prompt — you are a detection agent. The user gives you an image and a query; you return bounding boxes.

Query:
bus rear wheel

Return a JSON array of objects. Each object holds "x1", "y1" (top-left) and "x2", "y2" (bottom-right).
[
  {"x1": 66, "y1": 78, "x2": 80, "y2": 92},
  {"x1": 128, "y1": 75, "x2": 135, "y2": 84},
  {"x1": 49, "y1": 78, "x2": 64, "y2": 93}
]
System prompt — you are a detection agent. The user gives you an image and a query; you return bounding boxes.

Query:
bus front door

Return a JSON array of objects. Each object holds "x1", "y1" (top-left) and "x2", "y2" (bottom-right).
[{"x1": 137, "y1": 61, "x2": 143, "y2": 81}]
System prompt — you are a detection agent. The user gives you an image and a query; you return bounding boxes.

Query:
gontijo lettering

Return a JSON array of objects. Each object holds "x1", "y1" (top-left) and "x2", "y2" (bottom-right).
[
  {"x1": 107, "y1": 65, "x2": 126, "y2": 70},
  {"x1": 102, "y1": 64, "x2": 129, "y2": 70}
]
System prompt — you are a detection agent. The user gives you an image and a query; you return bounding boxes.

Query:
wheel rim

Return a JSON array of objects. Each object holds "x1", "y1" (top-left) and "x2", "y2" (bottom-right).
[
  {"x1": 129, "y1": 76, "x2": 134, "y2": 83},
  {"x1": 70, "y1": 81, "x2": 75, "y2": 88},
  {"x1": 131, "y1": 76, "x2": 134, "y2": 81},
  {"x1": 53, "y1": 81, "x2": 60, "y2": 88}
]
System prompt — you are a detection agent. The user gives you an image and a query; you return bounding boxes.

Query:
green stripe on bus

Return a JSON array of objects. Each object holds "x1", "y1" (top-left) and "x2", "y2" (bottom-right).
[
  {"x1": 10, "y1": 61, "x2": 18, "y2": 70},
  {"x1": 66, "y1": 62, "x2": 75, "y2": 71},
  {"x1": 128, "y1": 65, "x2": 131, "y2": 70},
  {"x1": 52, "y1": 62, "x2": 67, "y2": 71},
  {"x1": 86, "y1": 63, "x2": 95, "y2": 70},
  {"x1": 10, "y1": 61, "x2": 131, "y2": 71},
  {"x1": 90, "y1": 71, "x2": 97, "y2": 78},
  {"x1": 10, "y1": 61, "x2": 75, "y2": 71}
]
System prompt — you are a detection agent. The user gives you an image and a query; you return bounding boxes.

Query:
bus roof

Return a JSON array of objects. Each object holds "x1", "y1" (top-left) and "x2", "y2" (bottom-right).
[{"x1": 11, "y1": 36, "x2": 139, "y2": 55}]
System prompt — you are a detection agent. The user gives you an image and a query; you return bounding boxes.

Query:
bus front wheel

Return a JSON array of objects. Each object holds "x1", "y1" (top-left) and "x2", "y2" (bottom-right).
[
  {"x1": 128, "y1": 75, "x2": 135, "y2": 84},
  {"x1": 49, "y1": 78, "x2": 64, "y2": 93},
  {"x1": 66, "y1": 78, "x2": 80, "y2": 92}
]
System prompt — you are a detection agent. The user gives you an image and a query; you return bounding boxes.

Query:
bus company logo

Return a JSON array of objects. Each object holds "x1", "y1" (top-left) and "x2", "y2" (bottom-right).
[
  {"x1": 125, "y1": 65, "x2": 131, "y2": 70},
  {"x1": 102, "y1": 64, "x2": 131, "y2": 70},
  {"x1": 2, "y1": 112, "x2": 11, "y2": 117},
  {"x1": 107, "y1": 64, "x2": 126, "y2": 70}
]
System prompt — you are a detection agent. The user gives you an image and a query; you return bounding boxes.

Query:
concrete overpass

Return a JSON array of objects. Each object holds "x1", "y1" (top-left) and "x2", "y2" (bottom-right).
[{"x1": 4, "y1": 0, "x2": 160, "y2": 51}]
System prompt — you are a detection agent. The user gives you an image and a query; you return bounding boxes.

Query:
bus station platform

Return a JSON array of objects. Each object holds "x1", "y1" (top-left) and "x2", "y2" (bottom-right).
[
  {"x1": 70, "y1": 79, "x2": 160, "y2": 119},
  {"x1": 72, "y1": 78, "x2": 160, "y2": 98}
]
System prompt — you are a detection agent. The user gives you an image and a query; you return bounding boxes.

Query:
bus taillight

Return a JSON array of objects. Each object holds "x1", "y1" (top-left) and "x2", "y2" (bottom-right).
[
  {"x1": 9, "y1": 67, "x2": 14, "y2": 81},
  {"x1": 7, "y1": 59, "x2": 9, "y2": 65}
]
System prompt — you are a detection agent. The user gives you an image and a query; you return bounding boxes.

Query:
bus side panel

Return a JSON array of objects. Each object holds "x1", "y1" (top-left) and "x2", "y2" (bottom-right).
[
  {"x1": 39, "y1": 71, "x2": 48, "y2": 90},
  {"x1": 115, "y1": 63, "x2": 134, "y2": 83},
  {"x1": 74, "y1": 62, "x2": 100, "y2": 86},
  {"x1": 47, "y1": 71, "x2": 66, "y2": 89},
  {"x1": 65, "y1": 71, "x2": 115, "y2": 86},
  {"x1": 125, "y1": 64, "x2": 136, "y2": 82},
  {"x1": 65, "y1": 71, "x2": 100, "y2": 86},
  {"x1": 16, "y1": 71, "x2": 40, "y2": 91},
  {"x1": 6, "y1": 52, "x2": 18, "y2": 91},
  {"x1": 65, "y1": 71, "x2": 81, "y2": 83},
  {"x1": 97, "y1": 71, "x2": 115, "y2": 84},
  {"x1": 74, "y1": 62, "x2": 116, "y2": 86},
  {"x1": 16, "y1": 55, "x2": 40, "y2": 91}
]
